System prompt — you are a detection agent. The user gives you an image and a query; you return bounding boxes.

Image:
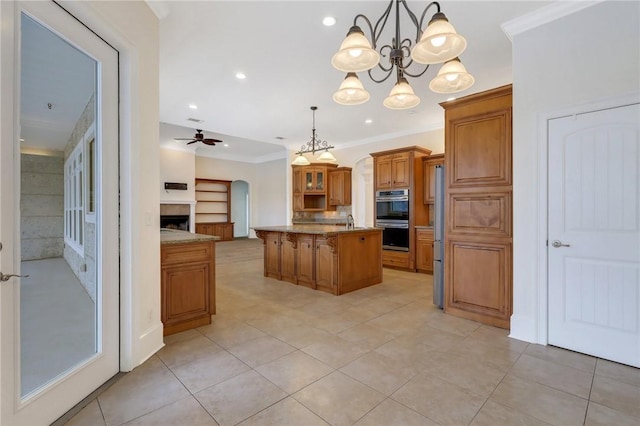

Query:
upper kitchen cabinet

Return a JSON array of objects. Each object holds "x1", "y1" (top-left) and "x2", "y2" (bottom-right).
[
  {"x1": 441, "y1": 85, "x2": 512, "y2": 329},
  {"x1": 292, "y1": 163, "x2": 339, "y2": 211},
  {"x1": 423, "y1": 154, "x2": 445, "y2": 204},
  {"x1": 371, "y1": 148, "x2": 431, "y2": 191},
  {"x1": 329, "y1": 167, "x2": 352, "y2": 206}
]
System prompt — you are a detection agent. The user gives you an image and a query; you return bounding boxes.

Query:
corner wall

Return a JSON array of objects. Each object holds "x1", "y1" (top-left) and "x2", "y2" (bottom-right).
[{"x1": 510, "y1": 1, "x2": 640, "y2": 342}]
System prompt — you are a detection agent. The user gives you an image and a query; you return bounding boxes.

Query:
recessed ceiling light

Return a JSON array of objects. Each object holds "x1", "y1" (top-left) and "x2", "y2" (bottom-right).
[
  {"x1": 223, "y1": 143, "x2": 229, "y2": 147},
  {"x1": 322, "y1": 16, "x2": 336, "y2": 27},
  {"x1": 236, "y1": 72, "x2": 246, "y2": 80},
  {"x1": 447, "y1": 97, "x2": 456, "y2": 101},
  {"x1": 188, "y1": 104, "x2": 198, "y2": 109},
  {"x1": 19, "y1": 138, "x2": 25, "y2": 142},
  {"x1": 364, "y1": 119, "x2": 373, "y2": 124}
]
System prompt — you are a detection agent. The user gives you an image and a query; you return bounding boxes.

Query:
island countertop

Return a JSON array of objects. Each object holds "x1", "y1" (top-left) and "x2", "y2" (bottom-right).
[
  {"x1": 160, "y1": 228, "x2": 221, "y2": 244},
  {"x1": 252, "y1": 225, "x2": 380, "y2": 236}
]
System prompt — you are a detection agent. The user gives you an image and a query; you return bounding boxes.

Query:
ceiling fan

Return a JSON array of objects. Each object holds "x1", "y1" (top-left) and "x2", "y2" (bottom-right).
[{"x1": 174, "y1": 129, "x2": 223, "y2": 146}]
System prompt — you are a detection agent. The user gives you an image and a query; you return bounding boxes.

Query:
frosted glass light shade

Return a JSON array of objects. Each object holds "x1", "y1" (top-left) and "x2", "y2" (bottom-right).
[
  {"x1": 383, "y1": 78, "x2": 420, "y2": 110},
  {"x1": 411, "y1": 12, "x2": 467, "y2": 64},
  {"x1": 333, "y1": 72, "x2": 370, "y2": 105},
  {"x1": 331, "y1": 26, "x2": 380, "y2": 72},
  {"x1": 292, "y1": 154, "x2": 310, "y2": 166},
  {"x1": 317, "y1": 151, "x2": 337, "y2": 162},
  {"x1": 429, "y1": 58, "x2": 474, "y2": 93}
]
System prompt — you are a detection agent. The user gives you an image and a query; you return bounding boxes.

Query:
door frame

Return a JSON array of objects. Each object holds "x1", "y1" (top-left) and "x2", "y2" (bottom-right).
[{"x1": 532, "y1": 92, "x2": 640, "y2": 346}]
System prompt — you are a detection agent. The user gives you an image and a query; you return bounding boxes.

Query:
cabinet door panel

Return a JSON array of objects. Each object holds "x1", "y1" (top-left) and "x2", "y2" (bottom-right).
[
  {"x1": 162, "y1": 263, "x2": 210, "y2": 324},
  {"x1": 391, "y1": 154, "x2": 410, "y2": 187},
  {"x1": 297, "y1": 235, "x2": 315, "y2": 287},
  {"x1": 376, "y1": 158, "x2": 392, "y2": 189},
  {"x1": 264, "y1": 232, "x2": 281, "y2": 279},
  {"x1": 281, "y1": 237, "x2": 297, "y2": 284},
  {"x1": 315, "y1": 237, "x2": 336, "y2": 293}
]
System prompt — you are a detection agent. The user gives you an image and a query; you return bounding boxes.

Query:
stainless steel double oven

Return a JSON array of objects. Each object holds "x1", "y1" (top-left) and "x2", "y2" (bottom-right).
[{"x1": 375, "y1": 189, "x2": 409, "y2": 251}]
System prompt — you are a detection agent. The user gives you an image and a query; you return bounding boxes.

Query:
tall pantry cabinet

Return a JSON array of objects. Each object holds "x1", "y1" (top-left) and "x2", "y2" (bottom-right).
[{"x1": 441, "y1": 85, "x2": 513, "y2": 329}]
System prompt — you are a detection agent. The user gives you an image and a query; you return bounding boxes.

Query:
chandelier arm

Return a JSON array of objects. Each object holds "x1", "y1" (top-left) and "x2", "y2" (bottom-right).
[
  {"x1": 416, "y1": 1, "x2": 441, "y2": 35},
  {"x1": 402, "y1": 63, "x2": 431, "y2": 78},
  {"x1": 398, "y1": 0, "x2": 420, "y2": 33},
  {"x1": 352, "y1": 13, "x2": 376, "y2": 47},
  {"x1": 371, "y1": 0, "x2": 394, "y2": 48},
  {"x1": 368, "y1": 67, "x2": 394, "y2": 84}
]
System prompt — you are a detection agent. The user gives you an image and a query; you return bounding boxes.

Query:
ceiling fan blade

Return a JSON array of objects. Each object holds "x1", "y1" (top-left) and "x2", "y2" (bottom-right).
[
  {"x1": 202, "y1": 140, "x2": 217, "y2": 146},
  {"x1": 186, "y1": 140, "x2": 197, "y2": 145},
  {"x1": 174, "y1": 137, "x2": 194, "y2": 140}
]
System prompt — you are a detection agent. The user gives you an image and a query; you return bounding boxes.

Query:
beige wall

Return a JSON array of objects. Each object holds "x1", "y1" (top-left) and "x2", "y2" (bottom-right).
[{"x1": 159, "y1": 148, "x2": 196, "y2": 202}]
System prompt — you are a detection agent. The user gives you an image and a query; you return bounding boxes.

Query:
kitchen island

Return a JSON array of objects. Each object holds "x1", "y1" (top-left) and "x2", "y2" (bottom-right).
[
  {"x1": 253, "y1": 225, "x2": 382, "y2": 295},
  {"x1": 160, "y1": 229, "x2": 220, "y2": 335}
]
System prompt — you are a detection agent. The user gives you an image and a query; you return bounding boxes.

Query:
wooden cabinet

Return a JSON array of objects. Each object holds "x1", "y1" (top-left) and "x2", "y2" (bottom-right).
[
  {"x1": 423, "y1": 154, "x2": 445, "y2": 204},
  {"x1": 292, "y1": 164, "x2": 338, "y2": 211},
  {"x1": 329, "y1": 167, "x2": 352, "y2": 206},
  {"x1": 296, "y1": 234, "x2": 315, "y2": 288},
  {"x1": 415, "y1": 228, "x2": 434, "y2": 273},
  {"x1": 371, "y1": 147, "x2": 431, "y2": 271},
  {"x1": 161, "y1": 240, "x2": 215, "y2": 335},
  {"x1": 374, "y1": 152, "x2": 411, "y2": 189},
  {"x1": 255, "y1": 228, "x2": 383, "y2": 295},
  {"x1": 441, "y1": 85, "x2": 512, "y2": 329},
  {"x1": 196, "y1": 222, "x2": 234, "y2": 241},
  {"x1": 195, "y1": 178, "x2": 234, "y2": 241}
]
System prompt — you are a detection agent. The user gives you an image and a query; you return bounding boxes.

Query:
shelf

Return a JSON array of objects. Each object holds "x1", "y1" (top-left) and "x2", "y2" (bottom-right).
[{"x1": 195, "y1": 179, "x2": 231, "y2": 225}]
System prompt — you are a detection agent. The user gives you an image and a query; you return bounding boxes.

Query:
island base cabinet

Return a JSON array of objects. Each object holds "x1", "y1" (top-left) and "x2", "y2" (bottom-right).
[
  {"x1": 264, "y1": 232, "x2": 281, "y2": 280},
  {"x1": 161, "y1": 241, "x2": 215, "y2": 336},
  {"x1": 315, "y1": 237, "x2": 337, "y2": 294},
  {"x1": 338, "y1": 231, "x2": 383, "y2": 294},
  {"x1": 297, "y1": 235, "x2": 315, "y2": 288},
  {"x1": 281, "y1": 237, "x2": 297, "y2": 284}
]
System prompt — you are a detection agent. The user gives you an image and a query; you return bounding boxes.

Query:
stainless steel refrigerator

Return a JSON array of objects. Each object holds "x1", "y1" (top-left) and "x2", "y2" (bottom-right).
[{"x1": 433, "y1": 164, "x2": 445, "y2": 309}]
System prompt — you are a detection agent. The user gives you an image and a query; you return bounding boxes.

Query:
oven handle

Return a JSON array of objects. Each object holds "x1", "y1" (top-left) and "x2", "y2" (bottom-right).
[
  {"x1": 375, "y1": 196, "x2": 409, "y2": 202},
  {"x1": 377, "y1": 223, "x2": 409, "y2": 229}
]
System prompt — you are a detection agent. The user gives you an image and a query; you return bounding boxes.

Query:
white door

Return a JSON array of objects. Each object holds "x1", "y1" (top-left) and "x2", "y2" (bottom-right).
[
  {"x1": 548, "y1": 103, "x2": 640, "y2": 367},
  {"x1": 0, "y1": 1, "x2": 119, "y2": 424}
]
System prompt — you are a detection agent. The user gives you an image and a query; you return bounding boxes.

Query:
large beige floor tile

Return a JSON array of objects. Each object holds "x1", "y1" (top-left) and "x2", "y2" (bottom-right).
[
  {"x1": 195, "y1": 370, "x2": 287, "y2": 426},
  {"x1": 420, "y1": 350, "x2": 506, "y2": 397},
  {"x1": 490, "y1": 374, "x2": 588, "y2": 426},
  {"x1": 156, "y1": 334, "x2": 223, "y2": 369},
  {"x1": 470, "y1": 400, "x2": 551, "y2": 426},
  {"x1": 98, "y1": 357, "x2": 190, "y2": 426},
  {"x1": 267, "y1": 323, "x2": 334, "y2": 349},
  {"x1": 585, "y1": 401, "x2": 640, "y2": 426},
  {"x1": 590, "y1": 374, "x2": 640, "y2": 418},
  {"x1": 65, "y1": 399, "x2": 106, "y2": 426},
  {"x1": 424, "y1": 311, "x2": 482, "y2": 337},
  {"x1": 255, "y1": 350, "x2": 334, "y2": 394},
  {"x1": 338, "y1": 323, "x2": 396, "y2": 351},
  {"x1": 226, "y1": 335, "x2": 296, "y2": 368},
  {"x1": 374, "y1": 337, "x2": 436, "y2": 369},
  {"x1": 511, "y1": 353, "x2": 593, "y2": 398},
  {"x1": 354, "y1": 398, "x2": 438, "y2": 426},
  {"x1": 162, "y1": 329, "x2": 202, "y2": 346},
  {"x1": 595, "y1": 359, "x2": 640, "y2": 387},
  {"x1": 340, "y1": 351, "x2": 418, "y2": 396},
  {"x1": 465, "y1": 325, "x2": 529, "y2": 352},
  {"x1": 170, "y1": 350, "x2": 249, "y2": 393},
  {"x1": 452, "y1": 338, "x2": 521, "y2": 372},
  {"x1": 394, "y1": 324, "x2": 464, "y2": 352},
  {"x1": 301, "y1": 334, "x2": 370, "y2": 368},
  {"x1": 391, "y1": 371, "x2": 485, "y2": 425},
  {"x1": 123, "y1": 397, "x2": 218, "y2": 426},
  {"x1": 524, "y1": 344, "x2": 597, "y2": 373},
  {"x1": 238, "y1": 397, "x2": 329, "y2": 426},
  {"x1": 198, "y1": 321, "x2": 267, "y2": 349},
  {"x1": 293, "y1": 371, "x2": 385, "y2": 426}
]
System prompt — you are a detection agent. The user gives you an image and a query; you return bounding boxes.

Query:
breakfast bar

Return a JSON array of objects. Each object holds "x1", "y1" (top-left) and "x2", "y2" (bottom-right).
[{"x1": 253, "y1": 225, "x2": 383, "y2": 295}]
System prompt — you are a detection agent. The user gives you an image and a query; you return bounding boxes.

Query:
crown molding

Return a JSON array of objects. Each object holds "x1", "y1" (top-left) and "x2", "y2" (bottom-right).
[{"x1": 502, "y1": 0, "x2": 605, "y2": 41}]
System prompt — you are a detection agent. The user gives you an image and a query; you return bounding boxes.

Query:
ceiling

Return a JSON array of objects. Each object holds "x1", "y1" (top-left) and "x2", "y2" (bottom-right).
[{"x1": 153, "y1": 0, "x2": 551, "y2": 162}]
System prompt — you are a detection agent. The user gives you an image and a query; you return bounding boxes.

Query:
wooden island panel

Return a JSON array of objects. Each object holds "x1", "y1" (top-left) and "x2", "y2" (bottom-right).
[{"x1": 255, "y1": 227, "x2": 382, "y2": 295}]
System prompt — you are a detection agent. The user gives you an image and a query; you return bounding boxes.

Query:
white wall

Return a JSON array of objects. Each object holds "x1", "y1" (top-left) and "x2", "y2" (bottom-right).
[
  {"x1": 510, "y1": 1, "x2": 640, "y2": 342},
  {"x1": 159, "y1": 147, "x2": 195, "y2": 202}
]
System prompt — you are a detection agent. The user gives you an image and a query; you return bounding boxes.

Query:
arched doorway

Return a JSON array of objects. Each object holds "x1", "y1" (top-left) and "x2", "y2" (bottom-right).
[{"x1": 231, "y1": 180, "x2": 249, "y2": 238}]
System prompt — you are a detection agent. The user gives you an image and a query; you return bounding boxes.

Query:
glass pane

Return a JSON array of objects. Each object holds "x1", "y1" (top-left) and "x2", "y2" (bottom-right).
[
  {"x1": 305, "y1": 172, "x2": 313, "y2": 190},
  {"x1": 19, "y1": 13, "x2": 98, "y2": 397},
  {"x1": 316, "y1": 172, "x2": 324, "y2": 190}
]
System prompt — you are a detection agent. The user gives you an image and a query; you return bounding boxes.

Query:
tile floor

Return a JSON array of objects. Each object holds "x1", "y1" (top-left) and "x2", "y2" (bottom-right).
[{"x1": 66, "y1": 239, "x2": 640, "y2": 426}]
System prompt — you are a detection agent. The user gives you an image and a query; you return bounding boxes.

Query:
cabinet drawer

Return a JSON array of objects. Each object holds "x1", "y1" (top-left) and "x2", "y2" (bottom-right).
[
  {"x1": 382, "y1": 250, "x2": 410, "y2": 268},
  {"x1": 416, "y1": 229, "x2": 434, "y2": 241},
  {"x1": 161, "y1": 241, "x2": 213, "y2": 265}
]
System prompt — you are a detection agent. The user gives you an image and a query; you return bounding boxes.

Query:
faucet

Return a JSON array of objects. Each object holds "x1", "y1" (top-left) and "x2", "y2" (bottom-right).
[{"x1": 346, "y1": 214, "x2": 355, "y2": 230}]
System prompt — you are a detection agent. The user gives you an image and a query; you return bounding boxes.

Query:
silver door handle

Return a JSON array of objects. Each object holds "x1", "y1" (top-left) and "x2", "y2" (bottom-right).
[
  {"x1": 551, "y1": 240, "x2": 571, "y2": 248},
  {"x1": 0, "y1": 273, "x2": 29, "y2": 282}
]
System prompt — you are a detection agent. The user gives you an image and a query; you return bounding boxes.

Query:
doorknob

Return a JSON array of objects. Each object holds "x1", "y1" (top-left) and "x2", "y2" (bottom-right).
[
  {"x1": 551, "y1": 240, "x2": 571, "y2": 248},
  {"x1": 0, "y1": 273, "x2": 29, "y2": 282}
]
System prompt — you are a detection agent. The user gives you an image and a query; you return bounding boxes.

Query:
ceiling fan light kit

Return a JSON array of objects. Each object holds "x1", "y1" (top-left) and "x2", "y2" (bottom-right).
[
  {"x1": 291, "y1": 106, "x2": 337, "y2": 165},
  {"x1": 331, "y1": 0, "x2": 474, "y2": 110}
]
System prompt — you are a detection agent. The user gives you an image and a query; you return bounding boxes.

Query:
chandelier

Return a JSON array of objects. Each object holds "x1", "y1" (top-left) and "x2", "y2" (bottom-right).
[
  {"x1": 331, "y1": 1, "x2": 474, "y2": 110},
  {"x1": 292, "y1": 106, "x2": 336, "y2": 166}
]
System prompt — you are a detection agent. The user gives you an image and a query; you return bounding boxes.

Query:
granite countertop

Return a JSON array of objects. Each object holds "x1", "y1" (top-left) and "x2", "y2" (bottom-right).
[
  {"x1": 160, "y1": 228, "x2": 221, "y2": 244},
  {"x1": 252, "y1": 225, "x2": 381, "y2": 235}
]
